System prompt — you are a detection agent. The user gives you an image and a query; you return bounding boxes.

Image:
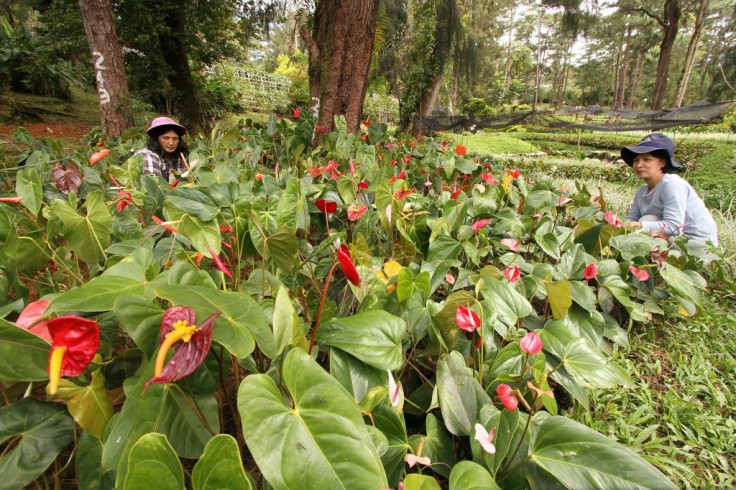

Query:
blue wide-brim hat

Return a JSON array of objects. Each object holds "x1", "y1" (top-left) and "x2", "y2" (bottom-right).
[{"x1": 621, "y1": 133, "x2": 682, "y2": 171}]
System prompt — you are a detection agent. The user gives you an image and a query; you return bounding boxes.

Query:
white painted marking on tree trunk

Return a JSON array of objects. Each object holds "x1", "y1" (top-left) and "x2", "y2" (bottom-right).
[{"x1": 93, "y1": 51, "x2": 111, "y2": 105}]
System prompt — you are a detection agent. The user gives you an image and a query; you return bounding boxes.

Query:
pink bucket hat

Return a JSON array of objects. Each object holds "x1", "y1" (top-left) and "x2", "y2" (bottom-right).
[{"x1": 146, "y1": 116, "x2": 187, "y2": 137}]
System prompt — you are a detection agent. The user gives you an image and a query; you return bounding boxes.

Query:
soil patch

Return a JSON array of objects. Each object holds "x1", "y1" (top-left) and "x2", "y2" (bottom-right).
[{"x1": 0, "y1": 122, "x2": 95, "y2": 141}]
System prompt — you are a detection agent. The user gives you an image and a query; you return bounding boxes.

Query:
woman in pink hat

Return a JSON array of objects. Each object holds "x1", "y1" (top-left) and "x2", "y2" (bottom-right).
[{"x1": 136, "y1": 116, "x2": 189, "y2": 182}]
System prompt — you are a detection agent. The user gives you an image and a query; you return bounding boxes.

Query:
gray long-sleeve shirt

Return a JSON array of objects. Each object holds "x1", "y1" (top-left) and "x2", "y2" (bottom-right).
[{"x1": 628, "y1": 174, "x2": 718, "y2": 245}]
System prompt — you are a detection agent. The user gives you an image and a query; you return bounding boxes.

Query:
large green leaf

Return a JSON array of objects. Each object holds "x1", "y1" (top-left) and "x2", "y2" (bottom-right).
[
  {"x1": 599, "y1": 275, "x2": 650, "y2": 322},
  {"x1": 610, "y1": 233, "x2": 665, "y2": 261},
  {"x1": 54, "y1": 369, "x2": 113, "y2": 439},
  {"x1": 431, "y1": 291, "x2": 475, "y2": 350},
  {"x1": 449, "y1": 461, "x2": 501, "y2": 490},
  {"x1": 123, "y1": 433, "x2": 184, "y2": 490},
  {"x1": 50, "y1": 191, "x2": 111, "y2": 264},
  {"x1": 166, "y1": 188, "x2": 220, "y2": 221},
  {"x1": 77, "y1": 430, "x2": 116, "y2": 490},
  {"x1": 479, "y1": 278, "x2": 534, "y2": 330},
  {"x1": 404, "y1": 474, "x2": 442, "y2": 490},
  {"x1": 476, "y1": 403, "x2": 519, "y2": 477},
  {"x1": 272, "y1": 285, "x2": 307, "y2": 355},
  {"x1": 16, "y1": 167, "x2": 42, "y2": 215},
  {"x1": 155, "y1": 285, "x2": 274, "y2": 359},
  {"x1": 266, "y1": 223, "x2": 299, "y2": 273},
  {"x1": 329, "y1": 347, "x2": 385, "y2": 403},
  {"x1": 546, "y1": 280, "x2": 572, "y2": 320},
  {"x1": 192, "y1": 434, "x2": 255, "y2": 490},
  {"x1": 427, "y1": 234, "x2": 462, "y2": 261},
  {"x1": 164, "y1": 201, "x2": 221, "y2": 257},
  {"x1": 49, "y1": 275, "x2": 148, "y2": 314},
  {"x1": 276, "y1": 177, "x2": 309, "y2": 231},
  {"x1": 114, "y1": 295, "x2": 165, "y2": 358},
  {"x1": 316, "y1": 310, "x2": 405, "y2": 370},
  {"x1": 0, "y1": 318, "x2": 50, "y2": 381},
  {"x1": 529, "y1": 416, "x2": 676, "y2": 489},
  {"x1": 408, "y1": 414, "x2": 455, "y2": 478},
  {"x1": 103, "y1": 367, "x2": 218, "y2": 484},
  {"x1": 238, "y1": 348, "x2": 388, "y2": 489},
  {"x1": 437, "y1": 351, "x2": 490, "y2": 436},
  {"x1": 659, "y1": 264, "x2": 702, "y2": 306},
  {"x1": 0, "y1": 398, "x2": 74, "y2": 490}
]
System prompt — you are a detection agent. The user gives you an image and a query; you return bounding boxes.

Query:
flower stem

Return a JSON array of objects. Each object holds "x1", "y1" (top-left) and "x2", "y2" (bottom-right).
[{"x1": 308, "y1": 262, "x2": 338, "y2": 355}]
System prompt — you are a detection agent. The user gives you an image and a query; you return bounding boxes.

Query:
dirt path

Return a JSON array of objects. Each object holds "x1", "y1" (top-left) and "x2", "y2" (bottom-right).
[{"x1": 0, "y1": 122, "x2": 95, "y2": 141}]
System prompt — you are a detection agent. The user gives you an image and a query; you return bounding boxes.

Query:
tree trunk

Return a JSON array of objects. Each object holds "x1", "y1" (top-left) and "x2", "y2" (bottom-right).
[
  {"x1": 504, "y1": 4, "x2": 517, "y2": 91},
  {"x1": 77, "y1": 0, "x2": 132, "y2": 137},
  {"x1": 449, "y1": 51, "x2": 459, "y2": 115},
  {"x1": 160, "y1": 0, "x2": 203, "y2": 134},
  {"x1": 651, "y1": 0, "x2": 681, "y2": 109},
  {"x1": 674, "y1": 0, "x2": 709, "y2": 106},
  {"x1": 612, "y1": 45, "x2": 622, "y2": 109},
  {"x1": 306, "y1": 0, "x2": 380, "y2": 134},
  {"x1": 616, "y1": 25, "x2": 632, "y2": 108},
  {"x1": 627, "y1": 52, "x2": 644, "y2": 108},
  {"x1": 419, "y1": 71, "x2": 444, "y2": 119},
  {"x1": 532, "y1": 9, "x2": 543, "y2": 110}
]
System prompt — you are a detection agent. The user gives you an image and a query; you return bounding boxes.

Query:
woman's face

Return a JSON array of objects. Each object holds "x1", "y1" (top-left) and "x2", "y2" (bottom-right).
[
  {"x1": 158, "y1": 130, "x2": 180, "y2": 154},
  {"x1": 632, "y1": 152, "x2": 666, "y2": 182}
]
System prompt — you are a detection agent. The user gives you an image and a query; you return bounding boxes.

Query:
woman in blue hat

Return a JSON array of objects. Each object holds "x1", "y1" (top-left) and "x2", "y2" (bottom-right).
[
  {"x1": 622, "y1": 133, "x2": 718, "y2": 246},
  {"x1": 136, "y1": 116, "x2": 189, "y2": 182}
]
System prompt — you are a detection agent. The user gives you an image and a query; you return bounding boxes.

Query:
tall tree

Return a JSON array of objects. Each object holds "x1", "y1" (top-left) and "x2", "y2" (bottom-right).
[
  {"x1": 674, "y1": 0, "x2": 710, "y2": 106},
  {"x1": 77, "y1": 0, "x2": 132, "y2": 136},
  {"x1": 301, "y1": 0, "x2": 381, "y2": 134}
]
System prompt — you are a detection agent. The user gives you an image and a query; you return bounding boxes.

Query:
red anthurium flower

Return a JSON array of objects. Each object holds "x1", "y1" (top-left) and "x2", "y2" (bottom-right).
[
  {"x1": 0, "y1": 196, "x2": 23, "y2": 203},
  {"x1": 358, "y1": 181, "x2": 369, "y2": 190},
  {"x1": 89, "y1": 149, "x2": 110, "y2": 165},
  {"x1": 584, "y1": 263, "x2": 598, "y2": 280},
  {"x1": 629, "y1": 265, "x2": 650, "y2": 281},
  {"x1": 397, "y1": 170, "x2": 406, "y2": 179},
  {"x1": 47, "y1": 316, "x2": 100, "y2": 395},
  {"x1": 152, "y1": 215, "x2": 179, "y2": 234},
  {"x1": 16, "y1": 299, "x2": 52, "y2": 342},
  {"x1": 219, "y1": 224, "x2": 234, "y2": 233},
  {"x1": 505, "y1": 265, "x2": 521, "y2": 282},
  {"x1": 293, "y1": 107, "x2": 300, "y2": 118},
  {"x1": 455, "y1": 144, "x2": 467, "y2": 156},
  {"x1": 450, "y1": 185, "x2": 468, "y2": 200},
  {"x1": 456, "y1": 304, "x2": 481, "y2": 332},
  {"x1": 496, "y1": 384, "x2": 519, "y2": 410},
  {"x1": 394, "y1": 188, "x2": 414, "y2": 200},
  {"x1": 500, "y1": 238, "x2": 519, "y2": 252},
  {"x1": 520, "y1": 331, "x2": 543, "y2": 354},
  {"x1": 207, "y1": 246, "x2": 233, "y2": 279},
  {"x1": 145, "y1": 306, "x2": 221, "y2": 391},
  {"x1": 309, "y1": 165, "x2": 324, "y2": 178},
  {"x1": 474, "y1": 424, "x2": 496, "y2": 454},
  {"x1": 509, "y1": 169, "x2": 521, "y2": 179},
  {"x1": 116, "y1": 190, "x2": 132, "y2": 213},
  {"x1": 315, "y1": 199, "x2": 337, "y2": 214},
  {"x1": 363, "y1": 120, "x2": 371, "y2": 127},
  {"x1": 325, "y1": 160, "x2": 339, "y2": 173},
  {"x1": 604, "y1": 211, "x2": 623, "y2": 227},
  {"x1": 347, "y1": 204, "x2": 368, "y2": 221},
  {"x1": 472, "y1": 219, "x2": 492, "y2": 232},
  {"x1": 337, "y1": 244, "x2": 361, "y2": 287},
  {"x1": 315, "y1": 124, "x2": 329, "y2": 134}
]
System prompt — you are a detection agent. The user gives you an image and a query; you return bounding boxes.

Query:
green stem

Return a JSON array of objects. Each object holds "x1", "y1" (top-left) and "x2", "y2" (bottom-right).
[{"x1": 308, "y1": 261, "x2": 338, "y2": 355}]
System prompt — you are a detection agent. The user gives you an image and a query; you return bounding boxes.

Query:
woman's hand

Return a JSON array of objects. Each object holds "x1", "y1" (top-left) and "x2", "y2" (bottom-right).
[{"x1": 628, "y1": 221, "x2": 642, "y2": 230}]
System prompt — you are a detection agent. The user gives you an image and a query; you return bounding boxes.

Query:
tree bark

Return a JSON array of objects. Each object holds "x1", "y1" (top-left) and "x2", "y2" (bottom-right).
[
  {"x1": 306, "y1": 0, "x2": 380, "y2": 134},
  {"x1": 77, "y1": 0, "x2": 133, "y2": 137},
  {"x1": 532, "y1": 9, "x2": 544, "y2": 110},
  {"x1": 160, "y1": 0, "x2": 203, "y2": 134},
  {"x1": 612, "y1": 44, "x2": 622, "y2": 109},
  {"x1": 449, "y1": 51, "x2": 459, "y2": 115},
  {"x1": 674, "y1": 0, "x2": 709, "y2": 106},
  {"x1": 627, "y1": 52, "x2": 644, "y2": 108},
  {"x1": 651, "y1": 0, "x2": 681, "y2": 109},
  {"x1": 616, "y1": 25, "x2": 632, "y2": 108},
  {"x1": 504, "y1": 4, "x2": 517, "y2": 91}
]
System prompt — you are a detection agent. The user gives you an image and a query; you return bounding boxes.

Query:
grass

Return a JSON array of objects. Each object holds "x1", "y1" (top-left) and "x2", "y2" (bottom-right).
[
  {"x1": 0, "y1": 87, "x2": 100, "y2": 125},
  {"x1": 446, "y1": 131, "x2": 541, "y2": 155}
]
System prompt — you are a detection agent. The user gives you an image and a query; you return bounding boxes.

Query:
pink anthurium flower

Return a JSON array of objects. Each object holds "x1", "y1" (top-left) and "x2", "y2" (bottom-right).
[
  {"x1": 496, "y1": 384, "x2": 519, "y2": 410},
  {"x1": 604, "y1": 211, "x2": 623, "y2": 227},
  {"x1": 347, "y1": 204, "x2": 369, "y2": 221},
  {"x1": 0, "y1": 196, "x2": 23, "y2": 203},
  {"x1": 89, "y1": 149, "x2": 110, "y2": 165},
  {"x1": 558, "y1": 195, "x2": 572, "y2": 206},
  {"x1": 16, "y1": 299, "x2": 52, "y2": 342},
  {"x1": 387, "y1": 369, "x2": 400, "y2": 407},
  {"x1": 474, "y1": 423, "x2": 497, "y2": 454},
  {"x1": 505, "y1": 265, "x2": 521, "y2": 282},
  {"x1": 481, "y1": 172, "x2": 499, "y2": 185},
  {"x1": 456, "y1": 304, "x2": 481, "y2": 332},
  {"x1": 404, "y1": 454, "x2": 431, "y2": 468},
  {"x1": 629, "y1": 265, "x2": 650, "y2": 281},
  {"x1": 584, "y1": 263, "x2": 598, "y2": 280},
  {"x1": 385, "y1": 204, "x2": 392, "y2": 225},
  {"x1": 472, "y1": 219, "x2": 492, "y2": 232},
  {"x1": 520, "y1": 331, "x2": 543, "y2": 354},
  {"x1": 145, "y1": 306, "x2": 220, "y2": 391},
  {"x1": 500, "y1": 238, "x2": 519, "y2": 252}
]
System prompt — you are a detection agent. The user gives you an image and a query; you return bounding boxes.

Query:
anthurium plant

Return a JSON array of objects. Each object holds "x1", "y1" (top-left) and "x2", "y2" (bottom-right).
[{"x1": 0, "y1": 116, "x2": 709, "y2": 488}]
